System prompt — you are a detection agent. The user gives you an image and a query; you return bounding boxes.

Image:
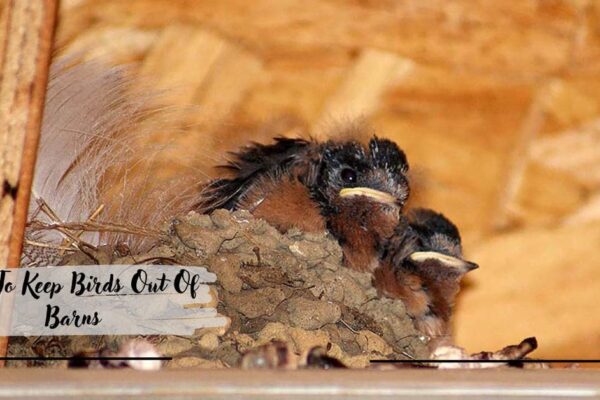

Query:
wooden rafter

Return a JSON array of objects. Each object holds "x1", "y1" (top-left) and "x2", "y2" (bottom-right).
[{"x1": 0, "y1": 0, "x2": 58, "y2": 366}]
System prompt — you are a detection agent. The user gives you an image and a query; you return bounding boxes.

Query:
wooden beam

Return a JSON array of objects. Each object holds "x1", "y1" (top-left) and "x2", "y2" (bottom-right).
[{"x1": 0, "y1": 0, "x2": 58, "y2": 366}]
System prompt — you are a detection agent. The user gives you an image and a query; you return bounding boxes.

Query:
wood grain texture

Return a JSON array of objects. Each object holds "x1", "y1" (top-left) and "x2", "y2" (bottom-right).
[
  {"x1": 0, "y1": 0, "x2": 58, "y2": 364},
  {"x1": 314, "y1": 49, "x2": 413, "y2": 137},
  {"x1": 455, "y1": 223, "x2": 600, "y2": 359}
]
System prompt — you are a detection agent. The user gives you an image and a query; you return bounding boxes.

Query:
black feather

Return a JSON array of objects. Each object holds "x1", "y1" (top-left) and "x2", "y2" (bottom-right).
[
  {"x1": 385, "y1": 208, "x2": 463, "y2": 268},
  {"x1": 369, "y1": 136, "x2": 409, "y2": 173},
  {"x1": 197, "y1": 137, "x2": 312, "y2": 212},
  {"x1": 407, "y1": 208, "x2": 461, "y2": 244}
]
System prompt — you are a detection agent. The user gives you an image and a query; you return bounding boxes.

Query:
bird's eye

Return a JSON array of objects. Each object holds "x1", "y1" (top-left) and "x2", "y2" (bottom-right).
[{"x1": 341, "y1": 168, "x2": 357, "y2": 183}]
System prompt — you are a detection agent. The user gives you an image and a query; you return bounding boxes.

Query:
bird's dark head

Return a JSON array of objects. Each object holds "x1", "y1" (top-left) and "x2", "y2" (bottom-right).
[
  {"x1": 309, "y1": 136, "x2": 410, "y2": 214},
  {"x1": 404, "y1": 208, "x2": 479, "y2": 276}
]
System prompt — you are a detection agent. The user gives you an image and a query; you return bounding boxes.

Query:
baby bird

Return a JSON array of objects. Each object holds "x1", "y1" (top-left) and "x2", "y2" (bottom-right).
[
  {"x1": 374, "y1": 208, "x2": 478, "y2": 345},
  {"x1": 198, "y1": 136, "x2": 410, "y2": 272},
  {"x1": 198, "y1": 134, "x2": 477, "y2": 342}
]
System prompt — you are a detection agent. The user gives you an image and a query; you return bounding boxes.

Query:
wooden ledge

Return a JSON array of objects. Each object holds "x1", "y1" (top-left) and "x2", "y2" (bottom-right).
[{"x1": 0, "y1": 369, "x2": 599, "y2": 399}]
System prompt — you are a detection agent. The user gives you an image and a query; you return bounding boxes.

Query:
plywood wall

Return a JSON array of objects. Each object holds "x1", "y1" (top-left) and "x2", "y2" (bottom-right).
[{"x1": 54, "y1": 0, "x2": 600, "y2": 359}]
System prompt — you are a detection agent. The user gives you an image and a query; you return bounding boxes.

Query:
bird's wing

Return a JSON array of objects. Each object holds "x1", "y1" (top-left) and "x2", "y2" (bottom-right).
[{"x1": 197, "y1": 137, "x2": 314, "y2": 212}]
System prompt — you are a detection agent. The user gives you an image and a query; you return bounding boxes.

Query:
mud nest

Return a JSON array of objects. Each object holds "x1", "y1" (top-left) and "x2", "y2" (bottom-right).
[{"x1": 9, "y1": 209, "x2": 429, "y2": 368}]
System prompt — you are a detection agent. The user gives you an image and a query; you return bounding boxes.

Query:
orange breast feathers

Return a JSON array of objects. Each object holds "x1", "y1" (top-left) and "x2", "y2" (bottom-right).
[{"x1": 238, "y1": 176, "x2": 326, "y2": 233}]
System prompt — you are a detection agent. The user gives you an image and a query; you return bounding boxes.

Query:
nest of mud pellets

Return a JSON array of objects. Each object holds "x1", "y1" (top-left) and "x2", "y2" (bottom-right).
[{"x1": 8, "y1": 209, "x2": 429, "y2": 368}]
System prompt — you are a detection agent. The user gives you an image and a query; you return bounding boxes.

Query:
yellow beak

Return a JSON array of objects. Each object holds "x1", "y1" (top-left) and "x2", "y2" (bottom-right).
[
  {"x1": 408, "y1": 251, "x2": 479, "y2": 272},
  {"x1": 339, "y1": 187, "x2": 397, "y2": 205}
]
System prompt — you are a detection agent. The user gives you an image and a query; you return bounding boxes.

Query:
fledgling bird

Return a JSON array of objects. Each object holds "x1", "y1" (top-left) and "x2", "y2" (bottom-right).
[
  {"x1": 374, "y1": 208, "x2": 478, "y2": 345},
  {"x1": 197, "y1": 135, "x2": 410, "y2": 272},
  {"x1": 198, "y1": 135, "x2": 478, "y2": 342}
]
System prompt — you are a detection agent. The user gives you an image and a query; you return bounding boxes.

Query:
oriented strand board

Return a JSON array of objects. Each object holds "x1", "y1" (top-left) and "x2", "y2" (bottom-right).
[
  {"x1": 314, "y1": 49, "x2": 413, "y2": 137},
  {"x1": 454, "y1": 223, "x2": 600, "y2": 359}
]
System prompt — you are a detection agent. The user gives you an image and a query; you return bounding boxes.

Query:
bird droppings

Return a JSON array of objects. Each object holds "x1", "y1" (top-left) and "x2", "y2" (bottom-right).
[{"x1": 7, "y1": 209, "x2": 429, "y2": 368}]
